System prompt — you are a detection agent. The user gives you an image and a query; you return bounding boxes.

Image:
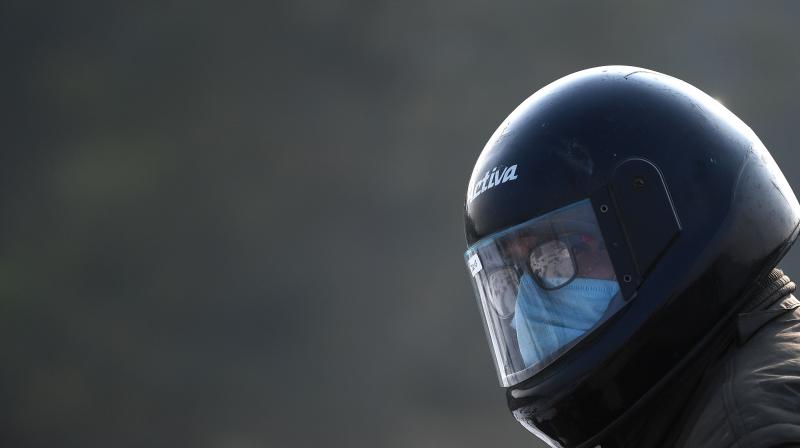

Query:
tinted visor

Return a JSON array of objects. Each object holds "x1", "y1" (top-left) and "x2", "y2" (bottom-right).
[{"x1": 465, "y1": 199, "x2": 624, "y2": 387}]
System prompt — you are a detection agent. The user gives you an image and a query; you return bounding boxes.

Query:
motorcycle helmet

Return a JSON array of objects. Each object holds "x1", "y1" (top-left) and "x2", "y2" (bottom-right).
[{"x1": 462, "y1": 66, "x2": 800, "y2": 447}]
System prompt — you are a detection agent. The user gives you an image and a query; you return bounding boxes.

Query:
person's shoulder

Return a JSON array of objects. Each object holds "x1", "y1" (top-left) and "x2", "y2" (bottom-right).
[{"x1": 678, "y1": 301, "x2": 800, "y2": 448}]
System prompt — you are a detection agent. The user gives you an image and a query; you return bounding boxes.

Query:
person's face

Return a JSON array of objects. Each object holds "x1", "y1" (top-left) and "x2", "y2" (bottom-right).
[
  {"x1": 499, "y1": 231, "x2": 616, "y2": 282},
  {"x1": 484, "y1": 228, "x2": 617, "y2": 317},
  {"x1": 569, "y1": 233, "x2": 616, "y2": 280}
]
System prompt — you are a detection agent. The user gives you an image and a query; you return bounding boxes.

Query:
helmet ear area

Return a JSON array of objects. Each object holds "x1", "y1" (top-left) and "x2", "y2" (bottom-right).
[{"x1": 609, "y1": 158, "x2": 682, "y2": 284}]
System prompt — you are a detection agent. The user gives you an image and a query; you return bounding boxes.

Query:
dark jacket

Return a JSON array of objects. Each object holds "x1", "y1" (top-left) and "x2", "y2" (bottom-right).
[
  {"x1": 611, "y1": 269, "x2": 800, "y2": 448},
  {"x1": 674, "y1": 270, "x2": 800, "y2": 447}
]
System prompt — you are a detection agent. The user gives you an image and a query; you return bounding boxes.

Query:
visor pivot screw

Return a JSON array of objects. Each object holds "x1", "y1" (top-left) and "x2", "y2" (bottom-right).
[
  {"x1": 599, "y1": 204, "x2": 609, "y2": 213},
  {"x1": 623, "y1": 274, "x2": 633, "y2": 283},
  {"x1": 633, "y1": 177, "x2": 646, "y2": 191}
]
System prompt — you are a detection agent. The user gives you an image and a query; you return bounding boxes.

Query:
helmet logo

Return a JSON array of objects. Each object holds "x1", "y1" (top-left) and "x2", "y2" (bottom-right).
[{"x1": 468, "y1": 165, "x2": 519, "y2": 203}]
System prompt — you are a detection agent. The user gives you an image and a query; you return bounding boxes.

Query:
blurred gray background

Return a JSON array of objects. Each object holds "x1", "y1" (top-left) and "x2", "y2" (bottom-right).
[{"x1": 3, "y1": 1, "x2": 800, "y2": 447}]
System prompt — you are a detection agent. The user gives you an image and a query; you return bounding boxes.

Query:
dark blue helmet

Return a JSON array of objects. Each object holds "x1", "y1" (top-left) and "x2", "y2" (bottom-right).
[{"x1": 463, "y1": 66, "x2": 800, "y2": 447}]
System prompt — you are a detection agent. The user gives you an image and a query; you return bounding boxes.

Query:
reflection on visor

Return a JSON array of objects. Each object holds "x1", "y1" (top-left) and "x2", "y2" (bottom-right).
[
  {"x1": 529, "y1": 239, "x2": 576, "y2": 289},
  {"x1": 464, "y1": 199, "x2": 624, "y2": 387},
  {"x1": 487, "y1": 268, "x2": 519, "y2": 319}
]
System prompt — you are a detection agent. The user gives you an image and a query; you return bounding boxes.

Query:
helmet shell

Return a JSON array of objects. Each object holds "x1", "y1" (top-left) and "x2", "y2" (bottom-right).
[{"x1": 464, "y1": 66, "x2": 800, "y2": 446}]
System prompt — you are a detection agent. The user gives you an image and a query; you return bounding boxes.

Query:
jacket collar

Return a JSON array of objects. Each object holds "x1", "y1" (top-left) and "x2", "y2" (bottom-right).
[{"x1": 737, "y1": 268, "x2": 798, "y2": 342}]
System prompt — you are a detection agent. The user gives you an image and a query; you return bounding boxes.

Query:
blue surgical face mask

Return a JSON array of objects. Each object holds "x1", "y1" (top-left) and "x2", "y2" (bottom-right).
[{"x1": 511, "y1": 274, "x2": 620, "y2": 368}]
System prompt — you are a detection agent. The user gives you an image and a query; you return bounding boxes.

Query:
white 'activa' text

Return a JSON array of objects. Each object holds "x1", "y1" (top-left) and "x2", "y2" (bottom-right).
[{"x1": 468, "y1": 164, "x2": 518, "y2": 203}]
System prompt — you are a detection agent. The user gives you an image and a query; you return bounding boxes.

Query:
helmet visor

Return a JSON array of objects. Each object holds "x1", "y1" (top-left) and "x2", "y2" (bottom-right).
[{"x1": 464, "y1": 199, "x2": 624, "y2": 387}]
